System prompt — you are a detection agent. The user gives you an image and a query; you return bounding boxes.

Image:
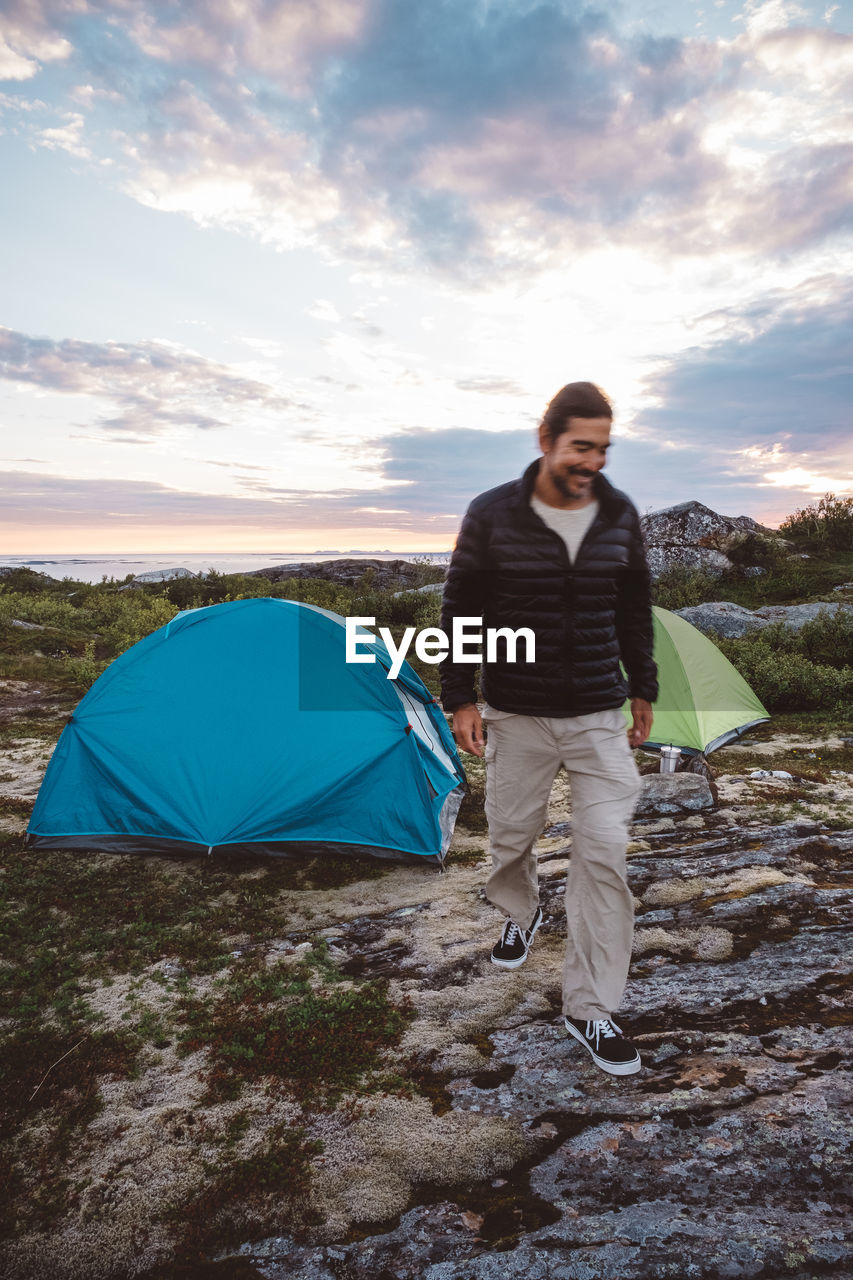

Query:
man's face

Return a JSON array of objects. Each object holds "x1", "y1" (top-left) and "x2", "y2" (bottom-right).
[{"x1": 538, "y1": 415, "x2": 612, "y2": 502}]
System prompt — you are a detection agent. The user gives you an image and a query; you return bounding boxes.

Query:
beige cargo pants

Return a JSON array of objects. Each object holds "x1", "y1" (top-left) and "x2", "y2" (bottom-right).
[{"x1": 482, "y1": 703, "x2": 642, "y2": 1021}]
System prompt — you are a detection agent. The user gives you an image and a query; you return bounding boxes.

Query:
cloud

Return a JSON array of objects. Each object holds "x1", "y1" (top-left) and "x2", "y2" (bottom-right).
[
  {"x1": 122, "y1": 0, "x2": 369, "y2": 95},
  {"x1": 370, "y1": 425, "x2": 537, "y2": 508},
  {"x1": 632, "y1": 275, "x2": 853, "y2": 513},
  {"x1": 69, "y1": 83, "x2": 123, "y2": 108},
  {"x1": 15, "y1": 0, "x2": 852, "y2": 278},
  {"x1": 0, "y1": 466, "x2": 457, "y2": 536},
  {"x1": 740, "y1": 0, "x2": 809, "y2": 38},
  {"x1": 37, "y1": 110, "x2": 91, "y2": 158},
  {"x1": 0, "y1": 422, "x2": 540, "y2": 542},
  {"x1": 0, "y1": 38, "x2": 41, "y2": 80},
  {"x1": 0, "y1": 469, "x2": 347, "y2": 530},
  {"x1": 205, "y1": 459, "x2": 274, "y2": 472},
  {"x1": 0, "y1": 0, "x2": 77, "y2": 79},
  {"x1": 306, "y1": 299, "x2": 342, "y2": 322},
  {"x1": 0, "y1": 327, "x2": 293, "y2": 438},
  {"x1": 350, "y1": 309, "x2": 383, "y2": 338},
  {"x1": 455, "y1": 376, "x2": 527, "y2": 396}
]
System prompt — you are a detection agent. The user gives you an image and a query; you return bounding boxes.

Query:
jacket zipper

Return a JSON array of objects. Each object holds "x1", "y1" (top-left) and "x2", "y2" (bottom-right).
[{"x1": 525, "y1": 504, "x2": 576, "y2": 704}]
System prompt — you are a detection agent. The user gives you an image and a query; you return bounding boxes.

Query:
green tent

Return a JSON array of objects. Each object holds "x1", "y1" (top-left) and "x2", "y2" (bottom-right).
[{"x1": 621, "y1": 606, "x2": 769, "y2": 755}]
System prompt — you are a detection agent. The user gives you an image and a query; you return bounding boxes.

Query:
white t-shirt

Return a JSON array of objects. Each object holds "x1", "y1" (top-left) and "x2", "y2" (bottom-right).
[{"x1": 530, "y1": 493, "x2": 599, "y2": 564}]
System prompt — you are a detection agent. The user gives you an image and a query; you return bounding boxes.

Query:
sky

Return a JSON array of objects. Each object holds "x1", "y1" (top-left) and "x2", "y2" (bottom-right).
[{"x1": 1, "y1": 0, "x2": 851, "y2": 554}]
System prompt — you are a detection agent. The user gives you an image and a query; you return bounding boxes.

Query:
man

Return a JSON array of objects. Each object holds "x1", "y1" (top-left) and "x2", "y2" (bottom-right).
[{"x1": 439, "y1": 381, "x2": 657, "y2": 1076}]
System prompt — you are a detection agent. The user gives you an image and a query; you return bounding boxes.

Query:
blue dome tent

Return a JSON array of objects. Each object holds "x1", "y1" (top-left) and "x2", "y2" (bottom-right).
[{"x1": 27, "y1": 598, "x2": 466, "y2": 865}]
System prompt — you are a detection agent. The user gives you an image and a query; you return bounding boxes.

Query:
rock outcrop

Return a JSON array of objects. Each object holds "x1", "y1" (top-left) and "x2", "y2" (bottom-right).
[
  {"x1": 391, "y1": 582, "x2": 444, "y2": 599},
  {"x1": 119, "y1": 567, "x2": 199, "y2": 589},
  {"x1": 0, "y1": 567, "x2": 62, "y2": 586},
  {"x1": 641, "y1": 501, "x2": 787, "y2": 579},
  {"x1": 249, "y1": 558, "x2": 434, "y2": 592},
  {"x1": 673, "y1": 601, "x2": 772, "y2": 638},
  {"x1": 753, "y1": 601, "x2": 853, "y2": 631},
  {"x1": 2, "y1": 700, "x2": 852, "y2": 1280},
  {"x1": 676, "y1": 599, "x2": 853, "y2": 638},
  {"x1": 218, "y1": 812, "x2": 853, "y2": 1280}
]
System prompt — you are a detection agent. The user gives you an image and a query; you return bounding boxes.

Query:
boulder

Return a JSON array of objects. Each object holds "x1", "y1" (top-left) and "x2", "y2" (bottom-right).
[
  {"x1": 641, "y1": 501, "x2": 787, "y2": 579},
  {"x1": 674, "y1": 599, "x2": 853, "y2": 637},
  {"x1": 391, "y1": 582, "x2": 444, "y2": 599},
  {"x1": 753, "y1": 601, "x2": 853, "y2": 631},
  {"x1": 635, "y1": 772, "x2": 716, "y2": 815},
  {"x1": 120, "y1": 567, "x2": 199, "y2": 589},
  {"x1": 673, "y1": 602, "x2": 771, "y2": 638},
  {"x1": 645, "y1": 543, "x2": 732, "y2": 578}
]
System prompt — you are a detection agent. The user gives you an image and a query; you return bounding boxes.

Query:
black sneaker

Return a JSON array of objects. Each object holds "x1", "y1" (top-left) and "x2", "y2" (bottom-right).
[
  {"x1": 564, "y1": 1015, "x2": 642, "y2": 1075},
  {"x1": 491, "y1": 907, "x2": 543, "y2": 969}
]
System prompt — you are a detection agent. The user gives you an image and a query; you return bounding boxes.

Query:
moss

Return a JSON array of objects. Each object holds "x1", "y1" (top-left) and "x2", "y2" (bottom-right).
[
  {"x1": 0, "y1": 1025, "x2": 141, "y2": 1237},
  {"x1": 713, "y1": 741, "x2": 853, "y2": 777},
  {"x1": 0, "y1": 835, "x2": 394, "y2": 1040},
  {"x1": 0, "y1": 1024, "x2": 140, "y2": 1121},
  {"x1": 0, "y1": 840, "x2": 235, "y2": 1027},
  {"x1": 175, "y1": 948, "x2": 413, "y2": 1105},
  {"x1": 446, "y1": 843, "x2": 489, "y2": 867},
  {"x1": 0, "y1": 716, "x2": 67, "y2": 746},
  {"x1": 0, "y1": 795, "x2": 34, "y2": 816},
  {"x1": 167, "y1": 1121, "x2": 324, "y2": 1264}
]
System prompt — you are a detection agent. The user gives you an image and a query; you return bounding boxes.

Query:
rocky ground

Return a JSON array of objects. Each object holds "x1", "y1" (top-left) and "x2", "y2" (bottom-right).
[
  {"x1": 1, "y1": 682, "x2": 851, "y2": 1279},
  {"x1": 224, "y1": 793, "x2": 853, "y2": 1279}
]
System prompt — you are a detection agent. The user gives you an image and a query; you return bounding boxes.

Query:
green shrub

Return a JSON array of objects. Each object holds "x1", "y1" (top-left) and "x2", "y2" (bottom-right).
[
  {"x1": 360, "y1": 585, "x2": 443, "y2": 629},
  {"x1": 97, "y1": 594, "x2": 179, "y2": 656},
  {"x1": 722, "y1": 530, "x2": 788, "y2": 569},
  {"x1": 716, "y1": 609, "x2": 853, "y2": 673},
  {"x1": 231, "y1": 576, "x2": 356, "y2": 615},
  {"x1": 714, "y1": 638, "x2": 853, "y2": 711},
  {"x1": 652, "y1": 565, "x2": 725, "y2": 611},
  {"x1": 651, "y1": 556, "x2": 822, "y2": 612},
  {"x1": 0, "y1": 592, "x2": 93, "y2": 631},
  {"x1": 166, "y1": 571, "x2": 275, "y2": 608},
  {"x1": 779, "y1": 492, "x2": 853, "y2": 551},
  {"x1": 0, "y1": 569, "x2": 68, "y2": 596},
  {"x1": 741, "y1": 559, "x2": 816, "y2": 603},
  {"x1": 62, "y1": 639, "x2": 107, "y2": 690},
  {"x1": 414, "y1": 589, "x2": 442, "y2": 630},
  {"x1": 795, "y1": 607, "x2": 853, "y2": 668},
  {"x1": 748, "y1": 609, "x2": 853, "y2": 671}
]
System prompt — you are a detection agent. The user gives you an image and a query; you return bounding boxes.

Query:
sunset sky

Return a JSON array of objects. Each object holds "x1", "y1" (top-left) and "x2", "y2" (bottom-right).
[{"x1": 1, "y1": 0, "x2": 851, "y2": 554}]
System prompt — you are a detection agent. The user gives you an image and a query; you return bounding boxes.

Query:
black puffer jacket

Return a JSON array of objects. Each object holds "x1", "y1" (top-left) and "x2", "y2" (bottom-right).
[{"x1": 439, "y1": 459, "x2": 658, "y2": 715}]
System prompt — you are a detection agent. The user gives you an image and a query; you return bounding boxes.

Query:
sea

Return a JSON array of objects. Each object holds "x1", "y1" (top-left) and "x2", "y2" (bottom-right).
[{"x1": 0, "y1": 551, "x2": 451, "y2": 585}]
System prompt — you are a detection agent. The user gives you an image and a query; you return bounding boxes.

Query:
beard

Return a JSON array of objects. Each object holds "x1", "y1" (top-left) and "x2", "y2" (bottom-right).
[{"x1": 552, "y1": 468, "x2": 595, "y2": 498}]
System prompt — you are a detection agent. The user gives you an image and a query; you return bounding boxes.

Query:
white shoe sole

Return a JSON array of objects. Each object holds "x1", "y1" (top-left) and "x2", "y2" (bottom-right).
[
  {"x1": 490, "y1": 910, "x2": 543, "y2": 969},
  {"x1": 564, "y1": 1017, "x2": 642, "y2": 1075}
]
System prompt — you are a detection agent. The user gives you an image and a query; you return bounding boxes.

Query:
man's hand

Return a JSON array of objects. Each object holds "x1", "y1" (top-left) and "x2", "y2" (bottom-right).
[
  {"x1": 627, "y1": 697, "x2": 653, "y2": 749},
  {"x1": 451, "y1": 704, "x2": 484, "y2": 757}
]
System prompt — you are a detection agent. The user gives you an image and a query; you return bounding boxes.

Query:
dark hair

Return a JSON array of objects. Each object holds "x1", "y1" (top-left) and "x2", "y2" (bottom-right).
[{"x1": 541, "y1": 381, "x2": 612, "y2": 441}]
